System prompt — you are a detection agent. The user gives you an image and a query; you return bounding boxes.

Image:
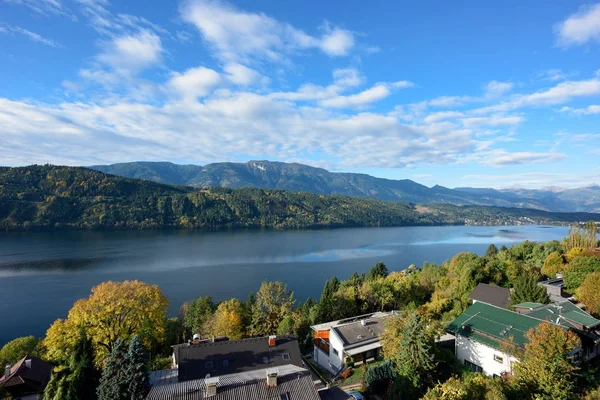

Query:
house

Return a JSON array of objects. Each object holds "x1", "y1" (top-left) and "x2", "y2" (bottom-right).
[
  {"x1": 311, "y1": 311, "x2": 398, "y2": 374},
  {"x1": 170, "y1": 335, "x2": 303, "y2": 382},
  {"x1": 468, "y1": 283, "x2": 511, "y2": 309},
  {"x1": 538, "y1": 277, "x2": 570, "y2": 303},
  {"x1": 147, "y1": 364, "x2": 320, "y2": 400},
  {"x1": 447, "y1": 300, "x2": 600, "y2": 377},
  {"x1": 0, "y1": 356, "x2": 52, "y2": 400}
]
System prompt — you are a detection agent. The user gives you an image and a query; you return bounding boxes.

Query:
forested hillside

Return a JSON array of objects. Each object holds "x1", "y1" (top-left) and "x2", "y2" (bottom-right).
[{"x1": 0, "y1": 165, "x2": 598, "y2": 231}]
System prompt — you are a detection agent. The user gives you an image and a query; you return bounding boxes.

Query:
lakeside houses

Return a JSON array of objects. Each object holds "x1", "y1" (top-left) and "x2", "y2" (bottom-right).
[
  {"x1": 311, "y1": 311, "x2": 399, "y2": 374},
  {"x1": 147, "y1": 335, "x2": 321, "y2": 400},
  {"x1": 0, "y1": 356, "x2": 52, "y2": 400},
  {"x1": 448, "y1": 299, "x2": 600, "y2": 377}
]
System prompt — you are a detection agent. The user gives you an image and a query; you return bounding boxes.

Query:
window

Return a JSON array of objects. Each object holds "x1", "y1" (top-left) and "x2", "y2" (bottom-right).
[
  {"x1": 223, "y1": 360, "x2": 229, "y2": 367},
  {"x1": 205, "y1": 361, "x2": 213, "y2": 368},
  {"x1": 493, "y1": 355, "x2": 503, "y2": 364},
  {"x1": 333, "y1": 348, "x2": 339, "y2": 356},
  {"x1": 282, "y1": 353, "x2": 290, "y2": 361},
  {"x1": 280, "y1": 394, "x2": 290, "y2": 400},
  {"x1": 464, "y1": 360, "x2": 482, "y2": 373},
  {"x1": 263, "y1": 356, "x2": 269, "y2": 364}
]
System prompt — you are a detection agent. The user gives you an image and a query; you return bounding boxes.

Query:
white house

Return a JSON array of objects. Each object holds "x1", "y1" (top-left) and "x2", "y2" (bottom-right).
[{"x1": 311, "y1": 311, "x2": 398, "y2": 374}]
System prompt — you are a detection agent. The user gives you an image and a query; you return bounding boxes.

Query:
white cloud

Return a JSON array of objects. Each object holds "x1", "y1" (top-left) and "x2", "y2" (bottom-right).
[
  {"x1": 462, "y1": 115, "x2": 523, "y2": 128},
  {"x1": 469, "y1": 150, "x2": 566, "y2": 166},
  {"x1": 319, "y1": 85, "x2": 390, "y2": 108},
  {"x1": 97, "y1": 30, "x2": 162, "y2": 72},
  {"x1": 224, "y1": 63, "x2": 267, "y2": 86},
  {"x1": 332, "y1": 68, "x2": 363, "y2": 88},
  {"x1": 180, "y1": 0, "x2": 355, "y2": 62},
  {"x1": 3, "y1": 0, "x2": 76, "y2": 20},
  {"x1": 556, "y1": 3, "x2": 600, "y2": 47},
  {"x1": 319, "y1": 25, "x2": 354, "y2": 56},
  {"x1": 484, "y1": 80, "x2": 513, "y2": 97},
  {"x1": 428, "y1": 95, "x2": 473, "y2": 107},
  {"x1": 461, "y1": 171, "x2": 600, "y2": 189},
  {"x1": 424, "y1": 111, "x2": 464, "y2": 123},
  {"x1": 559, "y1": 105, "x2": 600, "y2": 115},
  {"x1": 0, "y1": 25, "x2": 63, "y2": 47},
  {"x1": 537, "y1": 68, "x2": 574, "y2": 82},
  {"x1": 167, "y1": 66, "x2": 221, "y2": 99}
]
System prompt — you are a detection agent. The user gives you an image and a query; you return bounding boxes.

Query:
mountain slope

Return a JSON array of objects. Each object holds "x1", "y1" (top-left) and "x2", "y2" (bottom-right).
[
  {"x1": 89, "y1": 161, "x2": 600, "y2": 213},
  {"x1": 2, "y1": 166, "x2": 597, "y2": 231}
]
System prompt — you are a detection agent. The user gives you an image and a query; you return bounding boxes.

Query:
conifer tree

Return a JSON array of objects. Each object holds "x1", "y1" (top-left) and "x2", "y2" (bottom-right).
[
  {"x1": 509, "y1": 273, "x2": 550, "y2": 307},
  {"x1": 124, "y1": 336, "x2": 150, "y2": 400},
  {"x1": 97, "y1": 339, "x2": 127, "y2": 400}
]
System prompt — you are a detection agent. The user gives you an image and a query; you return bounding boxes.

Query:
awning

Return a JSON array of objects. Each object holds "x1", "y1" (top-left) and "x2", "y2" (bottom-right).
[{"x1": 345, "y1": 342, "x2": 382, "y2": 356}]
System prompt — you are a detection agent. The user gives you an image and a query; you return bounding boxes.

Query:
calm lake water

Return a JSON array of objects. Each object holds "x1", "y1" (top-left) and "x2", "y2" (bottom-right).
[{"x1": 0, "y1": 225, "x2": 568, "y2": 345}]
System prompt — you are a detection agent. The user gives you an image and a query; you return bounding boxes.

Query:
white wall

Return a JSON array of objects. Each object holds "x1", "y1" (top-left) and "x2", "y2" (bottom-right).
[
  {"x1": 314, "y1": 345, "x2": 330, "y2": 371},
  {"x1": 455, "y1": 335, "x2": 517, "y2": 377},
  {"x1": 328, "y1": 330, "x2": 345, "y2": 373}
]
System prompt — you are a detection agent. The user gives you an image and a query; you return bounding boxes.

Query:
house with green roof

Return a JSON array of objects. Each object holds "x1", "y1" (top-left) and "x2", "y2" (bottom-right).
[{"x1": 447, "y1": 299, "x2": 600, "y2": 377}]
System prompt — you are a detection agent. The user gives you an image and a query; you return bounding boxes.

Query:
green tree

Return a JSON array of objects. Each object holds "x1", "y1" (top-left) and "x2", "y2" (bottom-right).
[
  {"x1": 367, "y1": 262, "x2": 389, "y2": 280},
  {"x1": 181, "y1": 296, "x2": 215, "y2": 338},
  {"x1": 0, "y1": 336, "x2": 41, "y2": 365},
  {"x1": 513, "y1": 322, "x2": 580, "y2": 399},
  {"x1": 564, "y1": 256, "x2": 600, "y2": 292},
  {"x1": 277, "y1": 317, "x2": 295, "y2": 336},
  {"x1": 364, "y1": 360, "x2": 397, "y2": 394},
  {"x1": 124, "y1": 336, "x2": 149, "y2": 400},
  {"x1": 509, "y1": 272, "x2": 550, "y2": 307},
  {"x1": 485, "y1": 244, "x2": 499, "y2": 258},
  {"x1": 250, "y1": 281, "x2": 295, "y2": 336},
  {"x1": 97, "y1": 340, "x2": 127, "y2": 400},
  {"x1": 44, "y1": 328, "x2": 99, "y2": 400}
]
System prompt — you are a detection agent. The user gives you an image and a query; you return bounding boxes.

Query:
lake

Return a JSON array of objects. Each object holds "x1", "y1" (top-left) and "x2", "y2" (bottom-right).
[{"x1": 0, "y1": 225, "x2": 568, "y2": 345}]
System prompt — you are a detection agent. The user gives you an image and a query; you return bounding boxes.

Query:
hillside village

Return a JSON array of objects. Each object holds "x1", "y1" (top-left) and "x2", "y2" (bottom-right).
[{"x1": 1, "y1": 223, "x2": 600, "y2": 399}]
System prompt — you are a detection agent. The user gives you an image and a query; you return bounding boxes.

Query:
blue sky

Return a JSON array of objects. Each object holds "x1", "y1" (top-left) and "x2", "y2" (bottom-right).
[{"x1": 1, "y1": 0, "x2": 600, "y2": 189}]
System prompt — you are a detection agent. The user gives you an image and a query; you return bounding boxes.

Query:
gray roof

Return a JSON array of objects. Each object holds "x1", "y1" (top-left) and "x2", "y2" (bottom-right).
[
  {"x1": 147, "y1": 365, "x2": 319, "y2": 400},
  {"x1": 468, "y1": 283, "x2": 511, "y2": 309},
  {"x1": 173, "y1": 336, "x2": 302, "y2": 382},
  {"x1": 332, "y1": 315, "x2": 391, "y2": 348}
]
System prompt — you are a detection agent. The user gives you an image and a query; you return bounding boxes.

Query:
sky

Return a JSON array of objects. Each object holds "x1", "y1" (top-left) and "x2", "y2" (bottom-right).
[{"x1": 1, "y1": 1, "x2": 600, "y2": 189}]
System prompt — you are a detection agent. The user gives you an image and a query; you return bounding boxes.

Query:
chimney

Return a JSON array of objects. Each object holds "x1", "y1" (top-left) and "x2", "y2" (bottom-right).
[
  {"x1": 192, "y1": 333, "x2": 201, "y2": 345},
  {"x1": 205, "y1": 377, "x2": 219, "y2": 397},
  {"x1": 268, "y1": 335, "x2": 277, "y2": 347},
  {"x1": 361, "y1": 319, "x2": 367, "y2": 327},
  {"x1": 4, "y1": 363, "x2": 11, "y2": 380},
  {"x1": 266, "y1": 367, "x2": 279, "y2": 387}
]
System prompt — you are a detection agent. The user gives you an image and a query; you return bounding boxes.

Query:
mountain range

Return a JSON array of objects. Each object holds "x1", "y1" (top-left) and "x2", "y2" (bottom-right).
[{"x1": 90, "y1": 161, "x2": 600, "y2": 213}]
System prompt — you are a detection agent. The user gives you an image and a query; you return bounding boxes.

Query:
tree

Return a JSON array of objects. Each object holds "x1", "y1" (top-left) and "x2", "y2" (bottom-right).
[
  {"x1": 564, "y1": 256, "x2": 600, "y2": 292},
  {"x1": 509, "y1": 272, "x2": 550, "y2": 307},
  {"x1": 97, "y1": 340, "x2": 127, "y2": 400},
  {"x1": 181, "y1": 296, "x2": 215, "y2": 338},
  {"x1": 576, "y1": 272, "x2": 600, "y2": 316},
  {"x1": 563, "y1": 222, "x2": 598, "y2": 252},
  {"x1": 44, "y1": 281, "x2": 168, "y2": 366},
  {"x1": 485, "y1": 244, "x2": 499, "y2": 258},
  {"x1": 277, "y1": 317, "x2": 295, "y2": 336},
  {"x1": 364, "y1": 360, "x2": 397, "y2": 394},
  {"x1": 44, "y1": 328, "x2": 99, "y2": 400},
  {"x1": 380, "y1": 311, "x2": 439, "y2": 395},
  {"x1": 206, "y1": 299, "x2": 245, "y2": 340},
  {"x1": 422, "y1": 374, "x2": 507, "y2": 400},
  {"x1": 542, "y1": 251, "x2": 566, "y2": 278},
  {"x1": 513, "y1": 322, "x2": 580, "y2": 399},
  {"x1": 367, "y1": 262, "x2": 389, "y2": 280},
  {"x1": 250, "y1": 281, "x2": 295, "y2": 336},
  {"x1": 0, "y1": 336, "x2": 41, "y2": 365},
  {"x1": 124, "y1": 336, "x2": 149, "y2": 400}
]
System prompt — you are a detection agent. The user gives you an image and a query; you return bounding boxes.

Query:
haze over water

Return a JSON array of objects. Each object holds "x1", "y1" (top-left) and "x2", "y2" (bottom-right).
[{"x1": 0, "y1": 225, "x2": 568, "y2": 345}]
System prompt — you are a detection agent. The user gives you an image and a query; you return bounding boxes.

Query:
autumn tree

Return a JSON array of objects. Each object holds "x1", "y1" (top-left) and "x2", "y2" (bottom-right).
[
  {"x1": 509, "y1": 272, "x2": 549, "y2": 307},
  {"x1": 564, "y1": 256, "x2": 600, "y2": 292},
  {"x1": 181, "y1": 296, "x2": 215, "y2": 338},
  {"x1": 422, "y1": 374, "x2": 507, "y2": 400},
  {"x1": 44, "y1": 281, "x2": 168, "y2": 366},
  {"x1": 513, "y1": 322, "x2": 580, "y2": 399},
  {"x1": 541, "y1": 251, "x2": 566, "y2": 278},
  {"x1": 250, "y1": 281, "x2": 295, "y2": 336},
  {"x1": 576, "y1": 272, "x2": 600, "y2": 316},
  {"x1": 563, "y1": 222, "x2": 598, "y2": 252},
  {"x1": 0, "y1": 336, "x2": 41, "y2": 365},
  {"x1": 205, "y1": 299, "x2": 245, "y2": 340}
]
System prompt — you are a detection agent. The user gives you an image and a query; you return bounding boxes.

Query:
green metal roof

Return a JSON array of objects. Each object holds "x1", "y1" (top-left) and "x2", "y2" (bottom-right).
[
  {"x1": 447, "y1": 301, "x2": 547, "y2": 348},
  {"x1": 525, "y1": 301, "x2": 600, "y2": 329},
  {"x1": 512, "y1": 302, "x2": 544, "y2": 310}
]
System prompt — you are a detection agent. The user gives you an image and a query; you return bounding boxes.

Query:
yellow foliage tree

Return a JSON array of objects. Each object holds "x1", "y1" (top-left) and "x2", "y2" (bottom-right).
[
  {"x1": 566, "y1": 248, "x2": 585, "y2": 263},
  {"x1": 576, "y1": 272, "x2": 600, "y2": 317},
  {"x1": 44, "y1": 280, "x2": 168, "y2": 366},
  {"x1": 541, "y1": 251, "x2": 566, "y2": 278},
  {"x1": 205, "y1": 299, "x2": 245, "y2": 340}
]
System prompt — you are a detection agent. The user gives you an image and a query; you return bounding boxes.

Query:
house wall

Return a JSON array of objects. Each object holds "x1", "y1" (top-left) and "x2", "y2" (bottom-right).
[
  {"x1": 328, "y1": 330, "x2": 345, "y2": 373},
  {"x1": 455, "y1": 335, "x2": 517, "y2": 377},
  {"x1": 313, "y1": 345, "x2": 330, "y2": 371}
]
